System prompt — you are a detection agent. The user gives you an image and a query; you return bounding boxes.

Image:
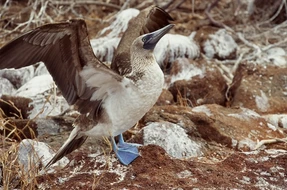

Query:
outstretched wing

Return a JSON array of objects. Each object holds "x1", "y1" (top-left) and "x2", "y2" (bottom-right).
[
  {"x1": 0, "y1": 19, "x2": 123, "y2": 120},
  {"x1": 111, "y1": 6, "x2": 174, "y2": 75}
]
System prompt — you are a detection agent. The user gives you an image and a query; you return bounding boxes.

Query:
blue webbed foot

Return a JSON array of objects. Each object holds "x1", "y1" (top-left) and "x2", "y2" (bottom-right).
[{"x1": 111, "y1": 134, "x2": 140, "y2": 165}]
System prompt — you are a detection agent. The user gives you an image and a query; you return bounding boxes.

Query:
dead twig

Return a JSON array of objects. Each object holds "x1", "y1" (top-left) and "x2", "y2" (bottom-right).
[
  {"x1": 205, "y1": 0, "x2": 224, "y2": 28},
  {"x1": 205, "y1": 0, "x2": 235, "y2": 34},
  {"x1": 257, "y1": 0, "x2": 286, "y2": 27},
  {"x1": 262, "y1": 38, "x2": 287, "y2": 51},
  {"x1": 236, "y1": 32, "x2": 262, "y2": 61},
  {"x1": 254, "y1": 138, "x2": 287, "y2": 150},
  {"x1": 120, "y1": 0, "x2": 131, "y2": 11},
  {"x1": 50, "y1": 1, "x2": 121, "y2": 10},
  {"x1": 165, "y1": 0, "x2": 185, "y2": 13},
  {"x1": 232, "y1": 52, "x2": 245, "y2": 73}
]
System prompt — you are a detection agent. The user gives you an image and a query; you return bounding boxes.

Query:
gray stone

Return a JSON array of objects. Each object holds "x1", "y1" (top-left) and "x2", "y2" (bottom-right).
[
  {"x1": 143, "y1": 121, "x2": 203, "y2": 158},
  {"x1": 18, "y1": 139, "x2": 68, "y2": 172}
]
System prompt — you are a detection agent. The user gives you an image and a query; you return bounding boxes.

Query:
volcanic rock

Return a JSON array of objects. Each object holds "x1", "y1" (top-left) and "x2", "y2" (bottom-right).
[
  {"x1": 229, "y1": 63, "x2": 287, "y2": 113},
  {"x1": 168, "y1": 58, "x2": 227, "y2": 106}
]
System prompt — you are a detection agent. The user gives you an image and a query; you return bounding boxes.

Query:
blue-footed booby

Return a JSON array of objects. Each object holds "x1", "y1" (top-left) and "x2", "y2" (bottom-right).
[{"x1": 0, "y1": 7, "x2": 174, "y2": 167}]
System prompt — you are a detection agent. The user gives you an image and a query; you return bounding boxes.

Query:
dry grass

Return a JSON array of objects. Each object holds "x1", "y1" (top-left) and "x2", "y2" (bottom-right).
[
  {"x1": 176, "y1": 89, "x2": 194, "y2": 107},
  {"x1": 0, "y1": 97, "x2": 114, "y2": 189},
  {"x1": 0, "y1": 138, "x2": 41, "y2": 189},
  {"x1": 0, "y1": 139, "x2": 41, "y2": 190},
  {"x1": 0, "y1": 99, "x2": 40, "y2": 189},
  {"x1": 0, "y1": 98, "x2": 37, "y2": 141}
]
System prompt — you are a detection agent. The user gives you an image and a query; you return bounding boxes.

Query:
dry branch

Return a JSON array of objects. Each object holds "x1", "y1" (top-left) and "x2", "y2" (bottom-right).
[
  {"x1": 254, "y1": 138, "x2": 287, "y2": 150},
  {"x1": 50, "y1": 1, "x2": 121, "y2": 10}
]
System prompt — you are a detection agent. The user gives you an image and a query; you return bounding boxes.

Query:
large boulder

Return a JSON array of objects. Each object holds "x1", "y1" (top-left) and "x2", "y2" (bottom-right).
[{"x1": 229, "y1": 63, "x2": 287, "y2": 113}]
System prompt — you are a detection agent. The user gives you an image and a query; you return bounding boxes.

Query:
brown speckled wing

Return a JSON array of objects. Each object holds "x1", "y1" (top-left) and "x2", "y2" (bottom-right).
[
  {"x1": 0, "y1": 19, "x2": 122, "y2": 121},
  {"x1": 111, "y1": 6, "x2": 174, "y2": 76}
]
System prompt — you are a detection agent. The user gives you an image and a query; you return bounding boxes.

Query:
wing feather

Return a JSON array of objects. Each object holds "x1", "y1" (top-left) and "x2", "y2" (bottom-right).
[{"x1": 0, "y1": 19, "x2": 123, "y2": 121}]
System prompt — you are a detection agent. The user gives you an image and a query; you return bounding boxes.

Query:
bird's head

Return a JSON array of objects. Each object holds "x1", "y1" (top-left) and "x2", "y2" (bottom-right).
[{"x1": 131, "y1": 24, "x2": 174, "y2": 53}]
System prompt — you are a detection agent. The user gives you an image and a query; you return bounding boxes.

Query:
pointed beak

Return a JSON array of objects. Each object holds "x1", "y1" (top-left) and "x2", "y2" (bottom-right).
[{"x1": 142, "y1": 24, "x2": 174, "y2": 50}]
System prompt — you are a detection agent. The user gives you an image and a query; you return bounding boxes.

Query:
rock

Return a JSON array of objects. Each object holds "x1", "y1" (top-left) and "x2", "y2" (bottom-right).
[
  {"x1": 28, "y1": 95, "x2": 70, "y2": 119},
  {"x1": 18, "y1": 139, "x2": 69, "y2": 172},
  {"x1": 0, "y1": 94, "x2": 74, "y2": 140},
  {"x1": 194, "y1": 26, "x2": 237, "y2": 60},
  {"x1": 35, "y1": 117, "x2": 75, "y2": 136},
  {"x1": 245, "y1": 47, "x2": 287, "y2": 66},
  {"x1": 155, "y1": 89, "x2": 174, "y2": 106},
  {"x1": 35, "y1": 145, "x2": 287, "y2": 189},
  {"x1": 13, "y1": 74, "x2": 70, "y2": 118},
  {"x1": 154, "y1": 33, "x2": 200, "y2": 69},
  {"x1": 0, "y1": 66, "x2": 35, "y2": 89},
  {"x1": 0, "y1": 94, "x2": 33, "y2": 119},
  {"x1": 143, "y1": 121, "x2": 203, "y2": 158},
  {"x1": 0, "y1": 116, "x2": 74, "y2": 141},
  {"x1": 168, "y1": 58, "x2": 227, "y2": 106},
  {"x1": 91, "y1": 37, "x2": 120, "y2": 62},
  {"x1": 142, "y1": 104, "x2": 285, "y2": 151},
  {"x1": 265, "y1": 47, "x2": 287, "y2": 67},
  {"x1": 229, "y1": 63, "x2": 287, "y2": 114},
  {"x1": 262, "y1": 114, "x2": 287, "y2": 135},
  {"x1": 14, "y1": 74, "x2": 54, "y2": 97},
  {"x1": 91, "y1": 8, "x2": 199, "y2": 68},
  {"x1": 166, "y1": 58, "x2": 205, "y2": 85},
  {"x1": 34, "y1": 62, "x2": 49, "y2": 76},
  {"x1": 90, "y1": 8, "x2": 139, "y2": 62},
  {"x1": 191, "y1": 104, "x2": 285, "y2": 151},
  {"x1": 0, "y1": 77, "x2": 15, "y2": 96}
]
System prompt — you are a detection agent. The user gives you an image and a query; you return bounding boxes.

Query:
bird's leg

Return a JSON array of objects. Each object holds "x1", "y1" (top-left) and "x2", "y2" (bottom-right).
[
  {"x1": 118, "y1": 133, "x2": 141, "y2": 147},
  {"x1": 111, "y1": 133, "x2": 140, "y2": 165}
]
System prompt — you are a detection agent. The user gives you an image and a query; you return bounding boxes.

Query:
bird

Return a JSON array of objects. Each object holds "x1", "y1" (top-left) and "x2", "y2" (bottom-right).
[{"x1": 0, "y1": 6, "x2": 174, "y2": 167}]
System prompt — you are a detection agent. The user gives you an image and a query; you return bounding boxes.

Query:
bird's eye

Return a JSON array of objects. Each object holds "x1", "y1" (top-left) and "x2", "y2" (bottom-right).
[{"x1": 142, "y1": 36, "x2": 146, "y2": 43}]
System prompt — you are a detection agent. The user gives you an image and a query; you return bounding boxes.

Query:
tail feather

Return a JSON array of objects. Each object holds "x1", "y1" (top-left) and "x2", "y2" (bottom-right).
[{"x1": 45, "y1": 134, "x2": 88, "y2": 168}]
